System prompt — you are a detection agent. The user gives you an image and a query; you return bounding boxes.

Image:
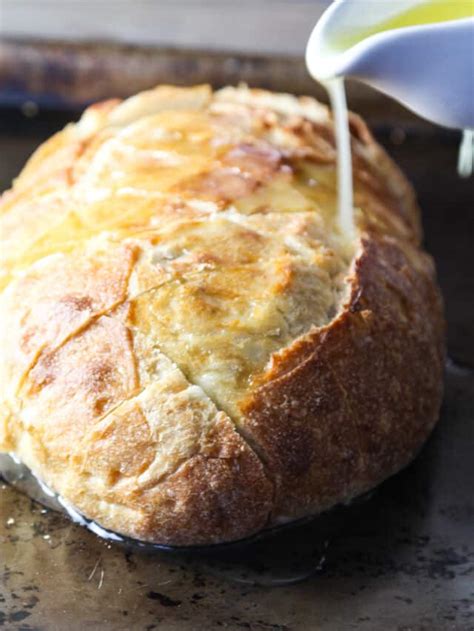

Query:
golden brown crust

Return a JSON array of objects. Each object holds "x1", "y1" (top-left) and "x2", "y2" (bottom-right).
[
  {"x1": 66, "y1": 410, "x2": 273, "y2": 546},
  {"x1": 0, "y1": 84, "x2": 444, "y2": 545},
  {"x1": 242, "y1": 235, "x2": 444, "y2": 521}
]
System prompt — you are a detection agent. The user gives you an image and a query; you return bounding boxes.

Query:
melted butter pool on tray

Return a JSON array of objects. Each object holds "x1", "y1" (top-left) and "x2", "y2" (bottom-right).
[{"x1": 0, "y1": 452, "x2": 334, "y2": 586}]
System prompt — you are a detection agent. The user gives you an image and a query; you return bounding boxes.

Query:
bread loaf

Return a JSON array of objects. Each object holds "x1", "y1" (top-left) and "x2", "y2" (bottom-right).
[{"x1": 0, "y1": 85, "x2": 444, "y2": 545}]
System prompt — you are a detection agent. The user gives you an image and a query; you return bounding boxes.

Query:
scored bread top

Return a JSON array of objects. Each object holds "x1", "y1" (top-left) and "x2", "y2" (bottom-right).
[{"x1": 0, "y1": 85, "x2": 444, "y2": 545}]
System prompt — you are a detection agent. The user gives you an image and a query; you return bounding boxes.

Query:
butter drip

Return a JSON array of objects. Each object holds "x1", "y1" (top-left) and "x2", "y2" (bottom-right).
[
  {"x1": 322, "y1": 77, "x2": 354, "y2": 237},
  {"x1": 458, "y1": 129, "x2": 474, "y2": 178}
]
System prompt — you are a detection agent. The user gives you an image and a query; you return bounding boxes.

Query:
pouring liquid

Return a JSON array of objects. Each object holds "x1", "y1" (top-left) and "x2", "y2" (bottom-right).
[
  {"x1": 312, "y1": 0, "x2": 474, "y2": 233},
  {"x1": 323, "y1": 77, "x2": 354, "y2": 237}
]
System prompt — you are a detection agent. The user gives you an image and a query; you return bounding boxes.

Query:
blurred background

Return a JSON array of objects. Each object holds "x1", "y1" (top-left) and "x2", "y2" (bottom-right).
[
  {"x1": 0, "y1": 0, "x2": 340, "y2": 110},
  {"x1": 1, "y1": 0, "x2": 330, "y2": 55}
]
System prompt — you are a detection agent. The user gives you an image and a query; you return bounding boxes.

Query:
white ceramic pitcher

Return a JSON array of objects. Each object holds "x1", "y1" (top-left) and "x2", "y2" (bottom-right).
[{"x1": 306, "y1": 0, "x2": 474, "y2": 130}]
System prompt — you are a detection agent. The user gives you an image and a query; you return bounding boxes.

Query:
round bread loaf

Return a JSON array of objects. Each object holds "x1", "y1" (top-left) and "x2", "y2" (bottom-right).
[{"x1": 0, "y1": 85, "x2": 444, "y2": 546}]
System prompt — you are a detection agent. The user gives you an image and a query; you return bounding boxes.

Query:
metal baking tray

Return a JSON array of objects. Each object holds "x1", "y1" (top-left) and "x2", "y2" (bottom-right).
[{"x1": 0, "y1": 41, "x2": 473, "y2": 631}]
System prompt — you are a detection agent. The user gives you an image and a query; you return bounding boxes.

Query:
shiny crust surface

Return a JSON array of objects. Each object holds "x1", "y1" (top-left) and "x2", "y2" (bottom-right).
[{"x1": 0, "y1": 85, "x2": 444, "y2": 545}]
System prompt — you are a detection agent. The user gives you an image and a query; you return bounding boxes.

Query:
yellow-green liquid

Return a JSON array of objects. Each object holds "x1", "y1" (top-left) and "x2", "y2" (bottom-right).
[{"x1": 331, "y1": 1, "x2": 474, "y2": 52}]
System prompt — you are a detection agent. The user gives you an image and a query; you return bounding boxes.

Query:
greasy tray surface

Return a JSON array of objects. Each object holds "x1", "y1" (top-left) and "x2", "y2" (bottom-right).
[
  {"x1": 1, "y1": 364, "x2": 472, "y2": 630},
  {"x1": 1, "y1": 109, "x2": 473, "y2": 629}
]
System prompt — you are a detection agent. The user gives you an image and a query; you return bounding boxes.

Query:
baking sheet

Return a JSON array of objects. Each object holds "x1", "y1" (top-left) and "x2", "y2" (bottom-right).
[
  {"x1": 0, "y1": 49, "x2": 473, "y2": 631},
  {"x1": 1, "y1": 364, "x2": 472, "y2": 630}
]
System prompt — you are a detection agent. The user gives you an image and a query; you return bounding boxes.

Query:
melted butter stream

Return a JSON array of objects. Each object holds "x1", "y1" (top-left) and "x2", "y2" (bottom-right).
[{"x1": 323, "y1": 77, "x2": 354, "y2": 236}]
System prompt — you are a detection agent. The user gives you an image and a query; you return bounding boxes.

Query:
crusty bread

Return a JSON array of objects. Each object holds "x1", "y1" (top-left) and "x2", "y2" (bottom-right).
[{"x1": 0, "y1": 85, "x2": 444, "y2": 546}]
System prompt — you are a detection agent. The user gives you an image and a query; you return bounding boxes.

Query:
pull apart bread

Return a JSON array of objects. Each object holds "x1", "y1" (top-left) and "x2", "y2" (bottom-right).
[{"x1": 0, "y1": 85, "x2": 444, "y2": 546}]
